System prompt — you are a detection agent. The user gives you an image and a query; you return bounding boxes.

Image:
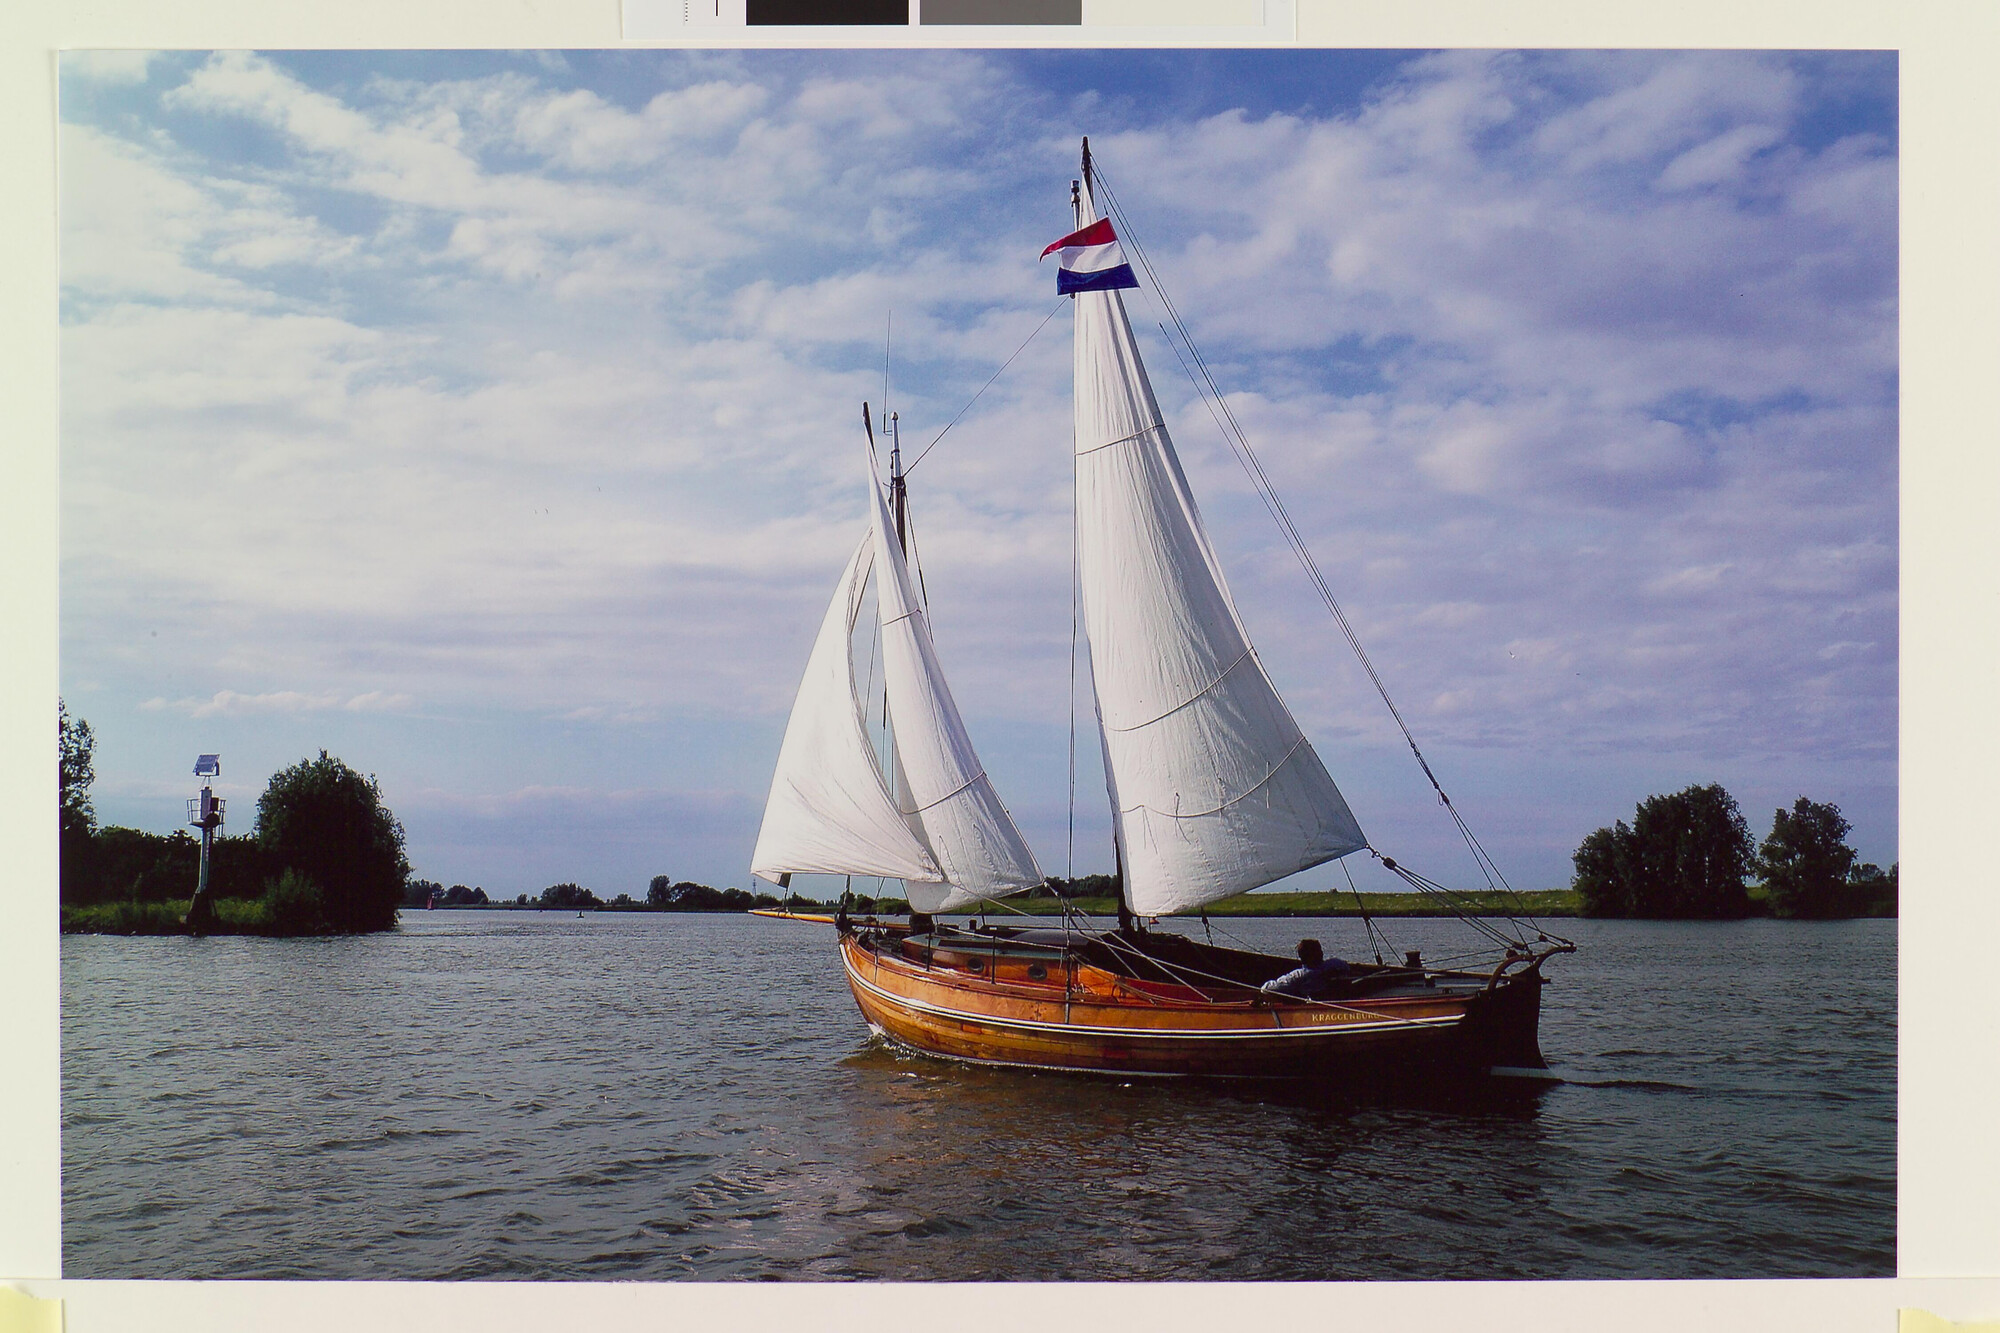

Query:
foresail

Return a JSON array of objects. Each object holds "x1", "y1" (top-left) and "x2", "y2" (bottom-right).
[
  {"x1": 866, "y1": 445, "x2": 1044, "y2": 914},
  {"x1": 750, "y1": 536, "x2": 943, "y2": 886},
  {"x1": 1071, "y1": 193, "x2": 1366, "y2": 917}
]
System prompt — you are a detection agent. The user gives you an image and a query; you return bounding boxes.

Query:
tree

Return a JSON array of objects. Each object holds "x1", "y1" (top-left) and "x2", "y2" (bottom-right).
[
  {"x1": 1847, "y1": 862, "x2": 1898, "y2": 917},
  {"x1": 59, "y1": 699, "x2": 96, "y2": 837},
  {"x1": 1758, "y1": 798, "x2": 1860, "y2": 918},
  {"x1": 255, "y1": 750, "x2": 410, "y2": 932},
  {"x1": 264, "y1": 869, "x2": 329, "y2": 934},
  {"x1": 1573, "y1": 783, "x2": 1753, "y2": 918},
  {"x1": 649, "y1": 880, "x2": 767, "y2": 911},
  {"x1": 647, "y1": 875, "x2": 673, "y2": 907},
  {"x1": 59, "y1": 701, "x2": 98, "y2": 901},
  {"x1": 1042, "y1": 873, "x2": 1120, "y2": 901},
  {"x1": 540, "y1": 882, "x2": 599, "y2": 908},
  {"x1": 1572, "y1": 823, "x2": 1635, "y2": 917}
]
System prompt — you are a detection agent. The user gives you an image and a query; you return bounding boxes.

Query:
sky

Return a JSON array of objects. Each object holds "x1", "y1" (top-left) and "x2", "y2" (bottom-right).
[{"x1": 56, "y1": 47, "x2": 1897, "y2": 902}]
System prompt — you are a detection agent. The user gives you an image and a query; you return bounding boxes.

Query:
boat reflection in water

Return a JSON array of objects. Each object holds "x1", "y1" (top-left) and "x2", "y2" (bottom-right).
[{"x1": 750, "y1": 139, "x2": 1570, "y2": 1085}]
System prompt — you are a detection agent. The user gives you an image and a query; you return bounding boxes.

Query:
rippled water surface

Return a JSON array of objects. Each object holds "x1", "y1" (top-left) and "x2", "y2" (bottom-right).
[{"x1": 62, "y1": 912, "x2": 1894, "y2": 1280}]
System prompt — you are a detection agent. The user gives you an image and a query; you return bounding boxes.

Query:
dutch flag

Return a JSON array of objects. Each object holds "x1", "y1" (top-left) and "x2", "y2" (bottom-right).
[{"x1": 1041, "y1": 217, "x2": 1140, "y2": 295}]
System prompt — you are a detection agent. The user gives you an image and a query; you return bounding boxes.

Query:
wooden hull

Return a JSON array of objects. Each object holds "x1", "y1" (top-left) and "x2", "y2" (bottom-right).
[{"x1": 837, "y1": 930, "x2": 1551, "y2": 1081}]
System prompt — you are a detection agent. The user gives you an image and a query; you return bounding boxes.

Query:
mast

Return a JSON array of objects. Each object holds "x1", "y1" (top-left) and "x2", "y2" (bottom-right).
[
  {"x1": 890, "y1": 411, "x2": 907, "y2": 553},
  {"x1": 1073, "y1": 139, "x2": 1138, "y2": 937},
  {"x1": 861, "y1": 401, "x2": 909, "y2": 552}
]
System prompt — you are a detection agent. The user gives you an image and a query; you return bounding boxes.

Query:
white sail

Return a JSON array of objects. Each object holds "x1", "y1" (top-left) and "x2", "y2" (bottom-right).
[
  {"x1": 750, "y1": 536, "x2": 944, "y2": 886},
  {"x1": 1071, "y1": 193, "x2": 1366, "y2": 916},
  {"x1": 866, "y1": 443, "x2": 1044, "y2": 914}
]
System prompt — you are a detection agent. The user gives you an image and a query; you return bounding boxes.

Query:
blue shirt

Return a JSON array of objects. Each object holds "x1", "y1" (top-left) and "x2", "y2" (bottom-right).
[{"x1": 1260, "y1": 958, "x2": 1352, "y2": 997}]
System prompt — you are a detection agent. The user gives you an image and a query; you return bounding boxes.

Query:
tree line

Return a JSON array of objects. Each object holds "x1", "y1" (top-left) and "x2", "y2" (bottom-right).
[
  {"x1": 408, "y1": 875, "x2": 1130, "y2": 915},
  {"x1": 1573, "y1": 783, "x2": 1896, "y2": 919}
]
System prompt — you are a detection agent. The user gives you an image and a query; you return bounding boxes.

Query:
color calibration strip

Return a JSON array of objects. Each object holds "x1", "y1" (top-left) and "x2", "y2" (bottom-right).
[{"x1": 630, "y1": 0, "x2": 1282, "y2": 39}]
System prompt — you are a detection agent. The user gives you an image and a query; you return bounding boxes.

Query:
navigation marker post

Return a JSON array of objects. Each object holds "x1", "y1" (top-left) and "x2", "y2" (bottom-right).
[{"x1": 184, "y1": 754, "x2": 225, "y2": 932}]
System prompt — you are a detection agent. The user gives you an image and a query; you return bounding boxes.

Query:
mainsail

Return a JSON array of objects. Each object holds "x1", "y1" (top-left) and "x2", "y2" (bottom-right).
[
  {"x1": 750, "y1": 536, "x2": 942, "y2": 886},
  {"x1": 866, "y1": 442, "x2": 1044, "y2": 914},
  {"x1": 1070, "y1": 188, "x2": 1367, "y2": 916}
]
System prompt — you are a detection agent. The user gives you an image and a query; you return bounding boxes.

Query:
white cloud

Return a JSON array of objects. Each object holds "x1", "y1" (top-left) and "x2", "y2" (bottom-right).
[
  {"x1": 64, "y1": 50, "x2": 158, "y2": 84},
  {"x1": 1657, "y1": 122, "x2": 1785, "y2": 191},
  {"x1": 510, "y1": 81, "x2": 768, "y2": 170},
  {"x1": 147, "y1": 689, "x2": 415, "y2": 718},
  {"x1": 1528, "y1": 51, "x2": 1796, "y2": 173}
]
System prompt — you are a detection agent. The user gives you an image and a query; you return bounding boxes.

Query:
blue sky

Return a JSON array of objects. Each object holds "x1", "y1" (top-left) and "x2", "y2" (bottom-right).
[{"x1": 57, "y1": 48, "x2": 1897, "y2": 901}]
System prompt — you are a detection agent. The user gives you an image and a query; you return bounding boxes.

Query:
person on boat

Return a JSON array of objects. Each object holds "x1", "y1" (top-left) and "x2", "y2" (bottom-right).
[{"x1": 1259, "y1": 939, "x2": 1352, "y2": 999}]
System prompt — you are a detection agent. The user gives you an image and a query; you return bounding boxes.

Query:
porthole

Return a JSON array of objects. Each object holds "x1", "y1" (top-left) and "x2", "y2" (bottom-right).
[
  {"x1": 1027, "y1": 962, "x2": 1049, "y2": 981},
  {"x1": 966, "y1": 957, "x2": 985, "y2": 973}
]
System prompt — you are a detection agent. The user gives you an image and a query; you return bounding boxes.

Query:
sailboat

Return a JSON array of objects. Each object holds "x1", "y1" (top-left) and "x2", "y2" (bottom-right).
[{"x1": 749, "y1": 141, "x2": 1572, "y2": 1081}]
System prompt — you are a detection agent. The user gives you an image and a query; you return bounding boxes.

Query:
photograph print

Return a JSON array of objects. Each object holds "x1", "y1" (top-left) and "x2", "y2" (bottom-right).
[{"x1": 57, "y1": 47, "x2": 1895, "y2": 1280}]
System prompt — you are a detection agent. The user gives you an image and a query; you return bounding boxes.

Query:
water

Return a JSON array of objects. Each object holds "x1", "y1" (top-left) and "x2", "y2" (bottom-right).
[{"x1": 60, "y1": 912, "x2": 1895, "y2": 1280}]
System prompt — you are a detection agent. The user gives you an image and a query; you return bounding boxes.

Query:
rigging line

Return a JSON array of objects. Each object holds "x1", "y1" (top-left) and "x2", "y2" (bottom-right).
[
  {"x1": 1065, "y1": 403, "x2": 1081, "y2": 951},
  {"x1": 1340, "y1": 856, "x2": 1391, "y2": 965},
  {"x1": 906, "y1": 298, "x2": 1067, "y2": 476},
  {"x1": 975, "y1": 893, "x2": 1039, "y2": 918},
  {"x1": 1093, "y1": 938, "x2": 1214, "y2": 1003},
  {"x1": 904, "y1": 500, "x2": 932, "y2": 618},
  {"x1": 1144, "y1": 306, "x2": 1447, "y2": 806},
  {"x1": 1067, "y1": 426, "x2": 1081, "y2": 886},
  {"x1": 1096, "y1": 172, "x2": 1420, "y2": 765},
  {"x1": 1394, "y1": 857, "x2": 1565, "y2": 947},
  {"x1": 1378, "y1": 859, "x2": 1529, "y2": 950},
  {"x1": 1096, "y1": 933, "x2": 1403, "y2": 1017},
  {"x1": 1094, "y1": 165, "x2": 1533, "y2": 918},
  {"x1": 1191, "y1": 913, "x2": 1283, "y2": 962}
]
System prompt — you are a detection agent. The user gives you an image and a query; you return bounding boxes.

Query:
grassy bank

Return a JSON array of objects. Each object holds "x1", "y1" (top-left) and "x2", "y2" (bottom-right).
[
  {"x1": 68, "y1": 900, "x2": 238, "y2": 935},
  {"x1": 61, "y1": 898, "x2": 335, "y2": 936}
]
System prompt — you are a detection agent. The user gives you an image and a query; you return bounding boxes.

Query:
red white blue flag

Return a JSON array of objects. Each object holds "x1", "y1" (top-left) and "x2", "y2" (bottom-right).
[{"x1": 1041, "y1": 217, "x2": 1140, "y2": 295}]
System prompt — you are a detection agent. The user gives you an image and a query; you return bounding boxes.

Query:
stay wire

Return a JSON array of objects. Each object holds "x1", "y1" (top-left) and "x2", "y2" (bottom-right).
[
  {"x1": 1066, "y1": 417, "x2": 1081, "y2": 886},
  {"x1": 1090, "y1": 161, "x2": 1536, "y2": 925},
  {"x1": 906, "y1": 298, "x2": 1067, "y2": 476},
  {"x1": 1376, "y1": 855, "x2": 1569, "y2": 952},
  {"x1": 1064, "y1": 411, "x2": 1081, "y2": 953},
  {"x1": 1341, "y1": 857, "x2": 1392, "y2": 965},
  {"x1": 903, "y1": 501, "x2": 931, "y2": 619}
]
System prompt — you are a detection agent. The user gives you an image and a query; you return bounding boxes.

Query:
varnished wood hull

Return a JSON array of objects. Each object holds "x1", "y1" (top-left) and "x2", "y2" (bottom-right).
[{"x1": 837, "y1": 931, "x2": 1550, "y2": 1081}]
